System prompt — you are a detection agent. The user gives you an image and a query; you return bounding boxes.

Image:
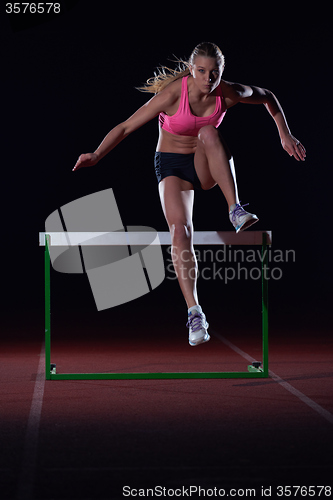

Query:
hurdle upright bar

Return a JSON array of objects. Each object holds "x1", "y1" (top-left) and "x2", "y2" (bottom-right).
[
  {"x1": 41, "y1": 231, "x2": 271, "y2": 380},
  {"x1": 261, "y1": 232, "x2": 269, "y2": 378},
  {"x1": 45, "y1": 234, "x2": 51, "y2": 381}
]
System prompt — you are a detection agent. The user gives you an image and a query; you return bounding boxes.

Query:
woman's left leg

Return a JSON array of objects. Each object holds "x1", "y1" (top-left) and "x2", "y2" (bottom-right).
[
  {"x1": 194, "y1": 125, "x2": 258, "y2": 232},
  {"x1": 194, "y1": 125, "x2": 239, "y2": 208}
]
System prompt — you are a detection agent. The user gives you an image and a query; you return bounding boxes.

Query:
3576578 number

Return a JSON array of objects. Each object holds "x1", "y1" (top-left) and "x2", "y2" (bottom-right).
[
  {"x1": 277, "y1": 486, "x2": 332, "y2": 497},
  {"x1": 5, "y1": 3, "x2": 61, "y2": 14}
]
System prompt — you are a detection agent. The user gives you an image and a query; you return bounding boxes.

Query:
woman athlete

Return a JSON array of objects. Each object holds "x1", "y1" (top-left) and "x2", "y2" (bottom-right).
[{"x1": 73, "y1": 42, "x2": 306, "y2": 347}]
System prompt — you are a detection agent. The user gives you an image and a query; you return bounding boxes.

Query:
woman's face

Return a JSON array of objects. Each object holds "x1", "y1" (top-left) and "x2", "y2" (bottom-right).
[{"x1": 190, "y1": 56, "x2": 223, "y2": 94}]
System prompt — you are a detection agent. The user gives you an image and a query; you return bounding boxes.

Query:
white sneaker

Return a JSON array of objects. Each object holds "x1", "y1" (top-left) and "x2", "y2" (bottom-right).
[
  {"x1": 187, "y1": 307, "x2": 210, "y2": 347},
  {"x1": 229, "y1": 203, "x2": 259, "y2": 233}
]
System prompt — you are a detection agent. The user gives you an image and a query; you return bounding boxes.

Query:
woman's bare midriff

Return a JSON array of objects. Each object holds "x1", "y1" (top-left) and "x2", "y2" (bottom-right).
[{"x1": 156, "y1": 128, "x2": 198, "y2": 154}]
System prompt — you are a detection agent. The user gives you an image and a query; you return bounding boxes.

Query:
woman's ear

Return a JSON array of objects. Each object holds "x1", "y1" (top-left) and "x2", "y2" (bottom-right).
[{"x1": 189, "y1": 64, "x2": 193, "y2": 76}]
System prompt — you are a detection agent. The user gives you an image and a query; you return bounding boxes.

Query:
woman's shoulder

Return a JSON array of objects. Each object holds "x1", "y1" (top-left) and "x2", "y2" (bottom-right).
[
  {"x1": 220, "y1": 79, "x2": 252, "y2": 97},
  {"x1": 156, "y1": 77, "x2": 183, "y2": 109},
  {"x1": 220, "y1": 79, "x2": 236, "y2": 95},
  {"x1": 219, "y1": 79, "x2": 246, "y2": 108},
  {"x1": 161, "y1": 77, "x2": 183, "y2": 96}
]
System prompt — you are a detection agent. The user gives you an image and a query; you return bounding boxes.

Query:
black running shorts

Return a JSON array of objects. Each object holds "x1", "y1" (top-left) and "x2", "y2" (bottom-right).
[{"x1": 154, "y1": 152, "x2": 202, "y2": 190}]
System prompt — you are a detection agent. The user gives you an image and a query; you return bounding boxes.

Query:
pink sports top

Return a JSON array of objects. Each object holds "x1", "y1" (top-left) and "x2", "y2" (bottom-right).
[{"x1": 159, "y1": 76, "x2": 226, "y2": 137}]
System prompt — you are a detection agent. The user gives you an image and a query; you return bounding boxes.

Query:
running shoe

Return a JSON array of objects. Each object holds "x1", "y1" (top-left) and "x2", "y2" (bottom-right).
[
  {"x1": 187, "y1": 309, "x2": 210, "y2": 347},
  {"x1": 229, "y1": 203, "x2": 259, "y2": 233}
]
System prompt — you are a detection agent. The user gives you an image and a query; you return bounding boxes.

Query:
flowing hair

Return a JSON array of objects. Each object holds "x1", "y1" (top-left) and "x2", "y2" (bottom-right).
[{"x1": 137, "y1": 42, "x2": 225, "y2": 94}]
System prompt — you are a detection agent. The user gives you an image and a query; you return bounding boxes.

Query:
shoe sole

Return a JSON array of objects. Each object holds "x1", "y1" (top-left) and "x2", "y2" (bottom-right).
[
  {"x1": 236, "y1": 216, "x2": 259, "y2": 233},
  {"x1": 189, "y1": 332, "x2": 210, "y2": 347}
]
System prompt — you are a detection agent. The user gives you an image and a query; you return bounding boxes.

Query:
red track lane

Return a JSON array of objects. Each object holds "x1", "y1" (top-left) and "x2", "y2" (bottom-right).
[{"x1": 1, "y1": 307, "x2": 332, "y2": 500}]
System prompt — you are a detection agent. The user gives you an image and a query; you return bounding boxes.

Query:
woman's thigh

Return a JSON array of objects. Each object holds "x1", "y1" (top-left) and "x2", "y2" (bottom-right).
[{"x1": 194, "y1": 128, "x2": 232, "y2": 190}]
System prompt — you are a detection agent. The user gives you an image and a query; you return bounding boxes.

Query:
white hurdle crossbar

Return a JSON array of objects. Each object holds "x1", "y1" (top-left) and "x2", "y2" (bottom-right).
[
  {"x1": 40, "y1": 230, "x2": 271, "y2": 380},
  {"x1": 39, "y1": 230, "x2": 272, "y2": 247}
]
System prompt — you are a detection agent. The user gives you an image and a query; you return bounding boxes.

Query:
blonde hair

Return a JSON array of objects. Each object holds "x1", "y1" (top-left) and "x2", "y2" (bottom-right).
[{"x1": 138, "y1": 42, "x2": 225, "y2": 94}]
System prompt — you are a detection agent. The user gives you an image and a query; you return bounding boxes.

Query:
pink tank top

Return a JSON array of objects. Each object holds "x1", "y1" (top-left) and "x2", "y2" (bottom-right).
[{"x1": 159, "y1": 76, "x2": 226, "y2": 137}]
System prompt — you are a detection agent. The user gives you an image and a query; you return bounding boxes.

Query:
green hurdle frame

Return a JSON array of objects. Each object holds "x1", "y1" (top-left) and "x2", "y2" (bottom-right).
[{"x1": 44, "y1": 233, "x2": 269, "y2": 380}]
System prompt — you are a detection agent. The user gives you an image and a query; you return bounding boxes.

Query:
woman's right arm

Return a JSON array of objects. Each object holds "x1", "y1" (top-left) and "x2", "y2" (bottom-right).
[{"x1": 72, "y1": 88, "x2": 176, "y2": 171}]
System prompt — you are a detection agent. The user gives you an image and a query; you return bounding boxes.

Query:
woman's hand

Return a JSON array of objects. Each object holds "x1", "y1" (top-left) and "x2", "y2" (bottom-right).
[
  {"x1": 72, "y1": 152, "x2": 99, "y2": 171},
  {"x1": 281, "y1": 133, "x2": 306, "y2": 162}
]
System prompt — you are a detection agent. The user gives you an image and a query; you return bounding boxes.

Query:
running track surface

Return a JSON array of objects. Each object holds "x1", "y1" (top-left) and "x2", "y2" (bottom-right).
[{"x1": 1, "y1": 281, "x2": 332, "y2": 500}]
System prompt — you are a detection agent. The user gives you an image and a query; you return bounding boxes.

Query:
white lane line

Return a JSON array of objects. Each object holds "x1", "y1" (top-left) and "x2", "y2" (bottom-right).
[
  {"x1": 16, "y1": 343, "x2": 45, "y2": 500},
  {"x1": 213, "y1": 332, "x2": 257, "y2": 364},
  {"x1": 268, "y1": 371, "x2": 333, "y2": 425},
  {"x1": 212, "y1": 331, "x2": 333, "y2": 425}
]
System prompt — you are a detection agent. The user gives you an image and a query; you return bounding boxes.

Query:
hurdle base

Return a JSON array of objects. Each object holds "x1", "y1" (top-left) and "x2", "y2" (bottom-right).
[
  {"x1": 247, "y1": 362, "x2": 264, "y2": 373},
  {"x1": 47, "y1": 369, "x2": 268, "y2": 380}
]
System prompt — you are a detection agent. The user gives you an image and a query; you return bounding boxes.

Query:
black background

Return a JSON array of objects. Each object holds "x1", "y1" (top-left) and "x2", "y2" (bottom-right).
[{"x1": 1, "y1": 1, "x2": 331, "y2": 324}]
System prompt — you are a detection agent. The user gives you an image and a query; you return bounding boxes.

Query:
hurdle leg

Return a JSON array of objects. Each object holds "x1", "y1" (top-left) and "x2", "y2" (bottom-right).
[
  {"x1": 262, "y1": 232, "x2": 269, "y2": 376},
  {"x1": 45, "y1": 235, "x2": 52, "y2": 380}
]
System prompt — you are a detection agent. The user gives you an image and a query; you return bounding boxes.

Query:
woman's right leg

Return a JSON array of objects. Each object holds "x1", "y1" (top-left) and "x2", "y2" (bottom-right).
[
  {"x1": 158, "y1": 175, "x2": 210, "y2": 346},
  {"x1": 158, "y1": 176, "x2": 198, "y2": 309}
]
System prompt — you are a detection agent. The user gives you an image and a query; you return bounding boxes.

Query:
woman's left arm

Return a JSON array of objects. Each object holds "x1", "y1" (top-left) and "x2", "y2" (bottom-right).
[{"x1": 223, "y1": 82, "x2": 306, "y2": 161}]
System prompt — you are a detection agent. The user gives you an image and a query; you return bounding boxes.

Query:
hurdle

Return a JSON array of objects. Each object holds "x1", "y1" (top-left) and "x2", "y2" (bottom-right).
[{"x1": 40, "y1": 230, "x2": 271, "y2": 380}]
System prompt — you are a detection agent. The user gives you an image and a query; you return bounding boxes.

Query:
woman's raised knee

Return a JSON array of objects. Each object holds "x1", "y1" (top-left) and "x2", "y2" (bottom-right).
[
  {"x1": 197, "y1": 125, "x2": 220, "y2": 147},
  {"x1": 198, "y1": 126, "x2": 232, "y2": 159}
]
